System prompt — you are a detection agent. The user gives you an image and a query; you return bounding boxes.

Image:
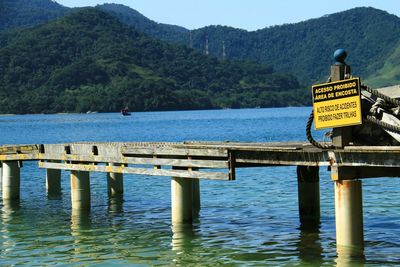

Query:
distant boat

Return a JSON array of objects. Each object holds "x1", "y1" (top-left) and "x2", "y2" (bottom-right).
[{"x1": 121, "y1": 108, "x2": 131, "y2": 116}]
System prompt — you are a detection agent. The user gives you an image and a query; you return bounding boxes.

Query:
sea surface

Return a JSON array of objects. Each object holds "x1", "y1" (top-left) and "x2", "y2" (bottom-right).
[{"x1": 0, "y1": 107, "x2": 400, "y2": 266}]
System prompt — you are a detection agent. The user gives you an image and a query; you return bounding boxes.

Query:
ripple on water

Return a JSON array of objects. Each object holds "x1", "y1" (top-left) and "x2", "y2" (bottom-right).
[{"x1": 1, "y1": 109, "x2": 400, "y2": 266}]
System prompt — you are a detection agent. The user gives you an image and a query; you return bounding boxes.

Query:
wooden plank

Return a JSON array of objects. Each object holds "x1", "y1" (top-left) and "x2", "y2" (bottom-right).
[
  {"x1": 182, "y1": 142, "x2": 303, "y2": 151},
  {"x1": 331, "y1": 166, "x2": 400, "y2": 180},
  {"x1": 38, "y1": 153, "x2": 228, "y2": 168},
  {"x1": 344, "y1": 146, "x2": 400, "y2": 152},
  {"x1": 38, "y1": 162, "x2": 229, "y2": 180},
  {"x1": 42, "y1": 144, "x2": 69, "y2": 155},
  {"x1": 183, "y1": 141, "x2": 307, "y2": 146},
  {"x1": 192, "y1": 145, "x2": 301, "y2": 151},
  {"x1": 331, "y1": 151, "x2": 400, "y2": 168},
  {"x1": 375, "y1": 84, "x2": 400, "y2": 99},
  {"x1": 234, "y1": 158, "x2": 325, "y2": 167},
  {"x1": 0, "y1": 154, "x2": 39, "y2": 161},
  {"x1": 234, "y1": 150, "x2": 330, "y2": 167},
  {"x1": 123, "y1": 142, "x2": 183, "y2": 147},
  {"x1": 121, "y1": 147, "x2": 228, "y2": 157},
  {"x1": 0, "y1": 144, "x2": 39, "y2": 154}
]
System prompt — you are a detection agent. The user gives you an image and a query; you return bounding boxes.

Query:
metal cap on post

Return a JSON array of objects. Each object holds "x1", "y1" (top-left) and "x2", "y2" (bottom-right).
[{"x1": 331, "y1": 49, "x2": 352, "y2": 147}]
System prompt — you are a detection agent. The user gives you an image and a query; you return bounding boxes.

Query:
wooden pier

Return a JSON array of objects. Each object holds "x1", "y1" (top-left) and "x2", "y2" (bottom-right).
[
  {"x1": 1, "y1": 141, "x2": 400, "y2": 256},
  {"x1": 1, "y1": 53, "x2": 399, "y2": 260}
]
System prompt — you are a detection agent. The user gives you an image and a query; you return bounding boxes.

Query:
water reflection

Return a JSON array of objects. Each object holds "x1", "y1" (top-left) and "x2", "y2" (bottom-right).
[
  {"x1": 70, "y1": 209, "x2": 92, "y2": 262},
  {"x1": 2, "y1": 110, "x2": 400, "y2": 265},
  {"x1": 1, "y1": 200, "x2": 20, "y2": 222},
  {"x1": 1, "y1": 200, "x2": 21, "y2": 255},
  {"x1": 70, "y1": 209, "x2": 91, "y2": 264},
  {"x1": 107, "y1": 196, "x2": 124, "y2": 214},
  {"x1": 71, "y1": 209, "x2": 91, "y2": 233},
  {"x1": 47, "y1": 194, "x2": 62, "y2": 201},
  {"x1": 335, "y1": 245, "x2": 365, "y2": 267},
  {"x1": 171, "y1": 223, "x2": 197, "y2": 252},
  {"x1": 297, "y1": 222, "x2": 323, "y2": 266}
]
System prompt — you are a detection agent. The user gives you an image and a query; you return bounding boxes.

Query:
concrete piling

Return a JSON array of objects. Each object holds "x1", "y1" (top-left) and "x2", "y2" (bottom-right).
[
  {"x1": 334, "y1": 180, "x2": 364, "y2": 254},
  {"x1": 2, "y1": 161, "x2": 20, "y2": 200},
  {"x1": 46, "y1": 168, "x2": 61, "y2": 198},
  {"x1": 171, "y1": 177, "x2": 193, "y2": 224},
  {"x1": 107, "y1": 163, "x2": 123, "y2": 197},
  {"x1": 297, "y1": 166, "x2": 320, "y2": 226},
  {"x1": 70, "y1": 170, "x2": 90, "y2": 210}
]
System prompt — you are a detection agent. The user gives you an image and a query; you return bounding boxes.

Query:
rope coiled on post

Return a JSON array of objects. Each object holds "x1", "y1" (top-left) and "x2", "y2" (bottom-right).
[
  {"x1": 306, "y1": 109, "x2": 334, "y2": 149},
  {"x1": 361, "y1": 84, "x2": 400, "y2": 134},
  {"x1": 365, "y1": 115, "x2": 400, "y2": 135},
  {"x1": 361, "y1": 85, "x2": 400, "y2": 106}
]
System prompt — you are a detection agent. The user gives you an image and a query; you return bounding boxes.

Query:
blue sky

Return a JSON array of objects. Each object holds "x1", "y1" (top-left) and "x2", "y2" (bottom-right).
[{"x1": 56, "y1": 0, "x2": 400, "y2": 31}]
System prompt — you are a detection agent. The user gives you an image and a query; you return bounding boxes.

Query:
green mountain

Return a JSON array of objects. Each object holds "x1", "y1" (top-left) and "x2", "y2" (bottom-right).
[
  {"x1": 2, "y1": 1, "x2": 399, "y2": 87},
  {"x1": 0, "y1": 0, "x2": 69, "y2": 31},
  {"x1": 365, "y1": 41, "x2": 400, "y2": 87},
  {"x1": 192, "y1": 8, "x2": 400, "y2": 85},
  {"x1": 96, "y1": 4, "x2": 189, "y2": 44},
  {"x1": 96, "y1": 4, "x2": 400, "y2": 86},
  {"x1": 0, "y1": 8, "x2": 304, "y2": 114}
]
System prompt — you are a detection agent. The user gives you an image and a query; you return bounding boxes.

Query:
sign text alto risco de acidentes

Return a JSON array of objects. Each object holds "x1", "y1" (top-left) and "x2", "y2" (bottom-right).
[{"x1": 312, "y1": 77, "x2": 362, "y2": 130}]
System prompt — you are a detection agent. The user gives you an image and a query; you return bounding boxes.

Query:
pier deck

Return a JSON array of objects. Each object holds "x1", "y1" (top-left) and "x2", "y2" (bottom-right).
[
  {"x1": 1, "y1": 141, "x2": 400, "y2": 257},
  {"x1": 1, "y1": 141, "x2": 400, "y2": 180}
]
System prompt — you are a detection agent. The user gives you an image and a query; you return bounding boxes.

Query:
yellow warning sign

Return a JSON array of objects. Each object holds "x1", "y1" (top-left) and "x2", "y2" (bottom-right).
[{"x1": 312, "y1": 77, "x2": 362, "y2": 130}]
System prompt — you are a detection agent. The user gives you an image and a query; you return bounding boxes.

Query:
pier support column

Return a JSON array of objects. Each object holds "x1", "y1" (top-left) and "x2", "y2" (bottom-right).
[
  {"x1": 107, "y1": 163, "x2": 123, "y2": 197},
  {"x1": 46, "y1": 167, "x2": 61, "y2": 198},
  {"x1": 70, "y1": 171, "x2": 90, "y2": 210},
  {"x1": 171, "y1": 177, "x2": 193, "y2": 224},
  {"x1": 297, "y1": 166, "x2": 320, "y2": 226},
  {"x1": 192, "y1": 179, "x2": 200, "y2": 215},
  {"x1": 0, "y1": 162, "x2": 2, "y2": 192},
  {"x1": 335, "y1": 179, "x2": 364, "y2": 255},
  {"x1": 2, "y1": 161, "x2": 20, "y2": 200}
]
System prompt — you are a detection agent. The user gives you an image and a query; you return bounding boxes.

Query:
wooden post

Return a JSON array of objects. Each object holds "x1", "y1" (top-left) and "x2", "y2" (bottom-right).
[
  {"x1": 190, "y1": 164, "x2": 200, "y2": 218},
  {"x1": 171, "y1": 177, "x2": 193, "y2": 224},
  {"x1": 297, "y1": 166, "x2": 320, "y2": 226},
  {"x1": 192, "y1": 179, "x2": 200, "y2": 216},
  {"x1": 107, "y1": 163, "x2": 124, "y2": 197},
  {"x1": 0, "y1": 162, "x2": 2, "y2": 192},
  {"x1": 46, "y1": 167, "x2": 61, "y2": 198},
  {"x1": 335, "y1": 179, "x2": 364, "y2": 255},
  {"x1": 70, "y1": 171, "x2": 90, "y2": 210},
  {"x1": 2, "y1": 161, "x2": 20, "y2": 200},
  {"x1": 330, "y1": 50, "x2": 352, "y2": 147}
]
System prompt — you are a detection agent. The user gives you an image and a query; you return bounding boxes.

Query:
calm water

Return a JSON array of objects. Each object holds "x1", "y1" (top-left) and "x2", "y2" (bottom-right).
[{"x1": 0, "y1": 107, "x2": 400, "y2": 266}]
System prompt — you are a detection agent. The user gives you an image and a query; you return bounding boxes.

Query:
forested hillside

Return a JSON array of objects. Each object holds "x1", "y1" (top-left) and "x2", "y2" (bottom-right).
[
  {"x1": 0, "y1": 8, "x2": 305, "y2": 114},
  {"x1": 0, "y1": 0, "x2": 69, "y2": 31},
  {"x1": 3, "y1": 1, "x2": 399, "y2": 86},
  {"x1": 97, "y1": 4, "x2": 400, "y2": 86},
  {"x1": 365, "y1": 42, "x2": 400, "y2": 87},
  {"x1": 1, "y1": 0, "x2": 399, "y2": 115},
  {"x1": 0, "y1": 0, "x2": 400, "y2": 86},
  {"x1": 97, "y1": 4, "x2": 188, "y2": 44}
]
